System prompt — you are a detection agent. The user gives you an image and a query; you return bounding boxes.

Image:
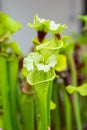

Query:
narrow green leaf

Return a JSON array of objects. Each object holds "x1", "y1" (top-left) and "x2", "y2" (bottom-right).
[
  {"x1": 66, "y1": 85, "x2": 78, "y2": 94},
  {"x1": 36, "y1": 39, "x2": 63, "y2": 50},
  {"x1": 21, "y1": 67, "x2": 29, "y2": 78},
  {"x1": 77, "y1": 83, "x2": 87, "y2": 96},
  {"x1": 66, "y1": 83, "x2": 87, "y2": 96},
  {"x1": 50, "y1": 100, "x2": 56, "y2": 110}
]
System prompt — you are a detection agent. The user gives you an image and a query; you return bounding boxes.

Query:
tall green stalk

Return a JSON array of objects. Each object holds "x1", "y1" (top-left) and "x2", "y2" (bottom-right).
[
  {"x1": 8, "y1": 58, "x2": 21, "y2": 130},
  {"x1": 0, "y1": 56, "x2": 12, "y2": 130},
  {"x1": 51, "y1": 80, "x2": 61, "y2": 130},
  {"x1": 68, "y1": 52, "x2": 82, "y2": 130},
  {"x1": 60, "y1": 82, "x2": 72, "y2": 130},
  {"x1": 82, "y1": 52, "x2": 87, "y2": 82}
]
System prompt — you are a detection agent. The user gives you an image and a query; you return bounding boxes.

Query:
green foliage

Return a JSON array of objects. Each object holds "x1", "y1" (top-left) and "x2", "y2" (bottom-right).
[
  {"x1": 78, "y1": 15, "x2": 87, "y2": 27},
  {"x1": 61, "y1": 35, "x2": 74, "y2": 53},
  {"x1": 0, "y1": 12, "x2": 22, "y2": 39},
  {"x1": 74, "y1": 15, "x2": 87, "y2": 44},
  {"x1": 0, "y1": 12, "x2": 22, "y2": 57},
  {"x1": 0, "y1": 12, "x2": 22, "y2": 130}
]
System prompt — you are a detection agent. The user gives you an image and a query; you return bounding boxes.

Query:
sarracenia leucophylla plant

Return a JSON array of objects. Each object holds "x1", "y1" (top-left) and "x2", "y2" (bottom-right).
[
  {"x1": 0, "y1": 12, "x2": 22, "y2": 130},
  {"x1": 23, "y1": 15, "x2": 67, "y2": 130},
  {"x1": 59, "y1": 36, "x2": 82, "y2": 130}
]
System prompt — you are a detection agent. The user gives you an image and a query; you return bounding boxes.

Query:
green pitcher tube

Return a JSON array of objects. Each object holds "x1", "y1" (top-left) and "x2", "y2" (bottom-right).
[
  {"x1": 35, "y1": 82, "x2": 50, "y2": 130},
  {"x1": 7, "y1": 58, "x2": 21, "y2": 130},
  {"x1": 0, "y1": 56, "x2": 12, "y2": 130},
  {"x1": 21, "y1": 90, "x2": 35, "y2": 130}
]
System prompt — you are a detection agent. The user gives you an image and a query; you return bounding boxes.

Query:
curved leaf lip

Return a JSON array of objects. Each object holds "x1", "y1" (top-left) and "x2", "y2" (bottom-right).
[
  {"x1": 36, "y1": 40, "x2": 63, "y2": 51},
  {"x1": 27, "y1": 70, "x2": 56, "y2": 86}
]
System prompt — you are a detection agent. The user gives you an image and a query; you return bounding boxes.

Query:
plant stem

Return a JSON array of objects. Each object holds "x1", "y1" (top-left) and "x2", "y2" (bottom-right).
[
  {"x1": 68, "y1": 52, "x2": 82, "y2": 130},
  {"x1": 60, "y1": 81, "x2": 72, "y2": 130},
  {"x1": 0, "y1": 56, "x2": 12, "y2": 130}
]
